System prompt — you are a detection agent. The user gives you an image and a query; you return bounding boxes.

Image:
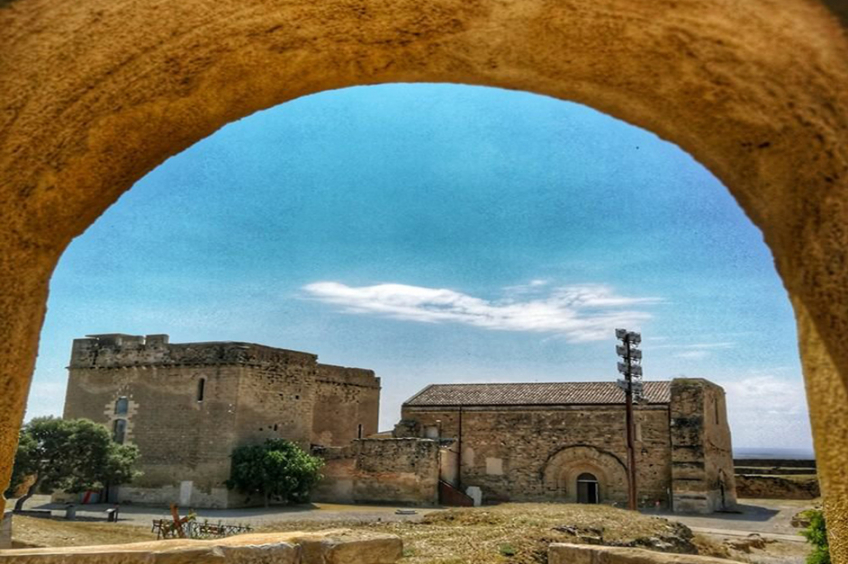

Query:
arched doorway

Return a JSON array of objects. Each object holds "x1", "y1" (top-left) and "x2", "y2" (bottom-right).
[
  {"x1": 542, "y1": 446, "x2": 627, "y2": 504},
  {"x1": 0, "y1": 0, "x2": 846, "y2": 555},
  {"x1": 577, "y1": 473, "x2": 600, "y2": 505}
]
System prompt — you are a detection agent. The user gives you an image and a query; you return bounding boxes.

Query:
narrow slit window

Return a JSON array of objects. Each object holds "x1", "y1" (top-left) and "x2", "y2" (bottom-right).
[
  {"x1": 113, "y1": 419, "x2": 127, "y2": 444},
  {"x1": 714, "y1": 398, "x2": 720, "y2": 425},
  {"x1": 197, "y1": 378, "x2": 206, "y2": 402},
  {"x1": 357, "y1": 424, "x2": 363, "y2": 439}
]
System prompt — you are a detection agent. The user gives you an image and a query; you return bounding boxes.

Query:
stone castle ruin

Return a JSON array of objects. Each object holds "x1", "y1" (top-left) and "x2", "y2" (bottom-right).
[
  {"x1": 63, "y1": 334, "x2": 380, "y2": 507},
  {"x1": 62, "y1": 334, "x2": 735, "y2": 512}
]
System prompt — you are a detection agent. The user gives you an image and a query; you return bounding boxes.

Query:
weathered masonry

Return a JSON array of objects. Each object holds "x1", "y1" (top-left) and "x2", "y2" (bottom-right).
[
  {"x1": 62, "y1": 334, "x2": 380, "y2": 508},
  {"x1": 397, "y1": 378, "x2": 736, "y2": 513}
]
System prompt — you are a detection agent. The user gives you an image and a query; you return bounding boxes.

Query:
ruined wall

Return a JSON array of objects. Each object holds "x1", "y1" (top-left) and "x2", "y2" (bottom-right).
[
  {"x1": 311, "y1": 364, "x2": 381, "y2": 447},
  {"x1": 669, "y1": 379, "x2": 736, "y2": 513},
  {"x1": 399, "y1": 405, "x2": 672, "y2": 506},
  {"x1": 735, "y1": 475, "x2": 820, "y2": 500},
  {"x1": 313, "y1": 439, "x2": 440, "y2": 505}
]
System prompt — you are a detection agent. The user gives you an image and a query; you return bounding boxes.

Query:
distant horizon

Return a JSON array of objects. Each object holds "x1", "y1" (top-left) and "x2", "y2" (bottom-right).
[
  {"x1": 733, "y1": 447, "x2": 816, "y2": 460},
  {"x1": 25, "y1": 83, "x2": 813, "y2": 451}
]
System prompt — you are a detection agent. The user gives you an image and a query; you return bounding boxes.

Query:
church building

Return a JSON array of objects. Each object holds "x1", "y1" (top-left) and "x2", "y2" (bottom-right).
[{"x1": 396, "y1": 379, "x2": 737, "y2": 513}]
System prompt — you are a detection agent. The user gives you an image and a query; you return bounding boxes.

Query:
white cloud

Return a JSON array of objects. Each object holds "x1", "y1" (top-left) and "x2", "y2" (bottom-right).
[
  {"x1": 302, "y1": 281, "x2": 660, "y2": 342},
  {"x1": 715, "y1": 375, "x2": 812, "y2": 450},
  {"x1": 674, "y1": 350, "x2": 709, "y2": 360},
  {"x1": 655, "y1": 341, "x2": 735, "y2": 360}
]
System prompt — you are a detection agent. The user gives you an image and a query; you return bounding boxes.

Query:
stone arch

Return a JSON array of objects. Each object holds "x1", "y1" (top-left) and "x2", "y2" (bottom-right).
[
  {"x1": 541, "y1": 445, "x2": 628, "y2": 504},
  {"x1": 0, "y1": 0, "x2": 847, "y2": 555}
]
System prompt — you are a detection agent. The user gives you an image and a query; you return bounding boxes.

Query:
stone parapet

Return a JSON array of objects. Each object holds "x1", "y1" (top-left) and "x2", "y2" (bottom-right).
[
  {"x1": 0, "y1": 530, "x2": 402, "y2": 564},
  {"x1": 549, "y1": 543, "x2": 737, "y2": 564},
  {"x1": 316, "y1": 363, "x2": 380, "y2": 389},
  {"x1": 70, "y1": 335, "x2": 317, "y2": 369}
]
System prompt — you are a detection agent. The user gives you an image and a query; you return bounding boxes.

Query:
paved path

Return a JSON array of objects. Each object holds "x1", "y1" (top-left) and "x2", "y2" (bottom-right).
[
  {"x1": 645, "y1": 498, "x2": 814, "y2": 536},
  {"x1": 19, "y1": 496, "x2": 440, "y2": 527}
]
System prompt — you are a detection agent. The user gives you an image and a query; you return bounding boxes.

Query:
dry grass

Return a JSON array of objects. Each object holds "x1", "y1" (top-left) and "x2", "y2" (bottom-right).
[
  {"x1": 11, "y1": 515, "x2": 151, "y2": 548},
  {"x1": 9, "y1": 504, "x2": 754, "y2": 563},
  {"x1": 258, "y1": 504, "x2": 699, "y2": 564}
]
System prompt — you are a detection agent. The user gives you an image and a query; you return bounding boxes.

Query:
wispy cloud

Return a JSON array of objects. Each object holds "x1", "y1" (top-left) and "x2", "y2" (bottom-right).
[
  {"x1": 714, "y1": 375, "x2": 812, "y2": 450},
  {"x1": 302, "y1": 281, "x2": 660, "y2": 342},
  {"x1": 651, "y1": 341, "x2": 735, "y2": 359}
]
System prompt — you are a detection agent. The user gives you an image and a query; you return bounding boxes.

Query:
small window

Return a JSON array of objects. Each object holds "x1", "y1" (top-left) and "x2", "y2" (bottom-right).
[
  {"x1": 197, "y1": 378, "x2": 206, "y2": 402},
  {"x1": 113, "y1": 419, "x2": 127, "y2": 444},
  {"x1": 714, "y1": 398, "x2": 720, "y2": 425},
  {"x1": 114, "y1": 397, "x2": 128, "y2": 415},
  {"x1": 357, "y1": 424, "x2": 363, "y2": 439}
]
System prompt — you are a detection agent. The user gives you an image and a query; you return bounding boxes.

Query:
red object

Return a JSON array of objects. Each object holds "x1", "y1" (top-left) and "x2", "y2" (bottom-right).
[{"x1": 439, "y1": 480, "x2": 474, "y2": 507}]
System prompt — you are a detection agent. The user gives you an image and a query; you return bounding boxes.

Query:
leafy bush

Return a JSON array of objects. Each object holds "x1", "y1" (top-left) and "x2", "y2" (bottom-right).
[
  {"x1": 226, "y1": 439, "x2": 324, "y2": 507},
  {"x1": 6, "y1": 417, "x2": 140, "y2": 512},
  {"x1": 801, "y1": 509, "x2": 830, "y2": 564}
]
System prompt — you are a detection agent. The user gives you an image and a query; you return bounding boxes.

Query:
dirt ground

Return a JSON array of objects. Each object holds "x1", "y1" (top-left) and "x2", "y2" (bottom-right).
[{"x1": 4, "y1": 502, "x2": 814, "y2": 564}]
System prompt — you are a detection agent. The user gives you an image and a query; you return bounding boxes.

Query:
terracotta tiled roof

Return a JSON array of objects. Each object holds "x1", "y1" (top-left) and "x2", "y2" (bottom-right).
[{"x1": 403, "y1": 381, "x2": 671, "y2": 407}]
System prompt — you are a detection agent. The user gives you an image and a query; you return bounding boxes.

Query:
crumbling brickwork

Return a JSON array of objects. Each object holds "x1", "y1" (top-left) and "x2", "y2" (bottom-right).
[
  {"x1": 312, "y1": 365, "x2": 381, "y2": 446},
  {"x1": 312, "y1": 439, "x2": 440, "y2": 505},
  {"x1": 62, "y1": 334, "x2": 380, "y2": 508}
]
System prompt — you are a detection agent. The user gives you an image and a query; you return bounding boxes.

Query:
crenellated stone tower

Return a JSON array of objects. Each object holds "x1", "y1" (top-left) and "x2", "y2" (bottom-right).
[{"x1": 62, "y1": 334, "x2": 380, "y2": 508}]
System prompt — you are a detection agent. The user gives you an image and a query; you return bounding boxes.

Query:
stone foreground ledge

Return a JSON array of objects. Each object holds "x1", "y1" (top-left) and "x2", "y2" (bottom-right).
[
  {"x1": 549, "y1": 543, "x2": 738, "y2": 564},
  {"x1": 0, "y1": 529, "x2": 402, "y2": 564}
]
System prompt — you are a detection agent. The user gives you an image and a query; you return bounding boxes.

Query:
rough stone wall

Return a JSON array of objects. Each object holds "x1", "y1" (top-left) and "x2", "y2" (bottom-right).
[
  {"x1": 669, "y1": 379, "x2": 736, "y2": 513},
  {"x1": 233, "y1": 356, "x2": 318, "y2": 451},
  {"x1": 63, "y1": 334, "x2": 380, "y2": 507},
  {"x1": 64, "y1": 337, "x2": 244, "y2": 507},
  {"x1": 313, "y1": 439, "x2": 440, "y2": 505},
  {"x1": 0, "y1": 531, "x2": 404, "y2": 564},
  {"x1": 735, "y1": 474, "x2": 820, "y2": 500},
  {"x1": 549, "y1": 543, "x2": 737, "y2": 564},
  {"x1": 311, "y1": 364, "x2": 381, "y2": 447},
  {"x1": 0, "y1": 512, "x2": 9, "y2": 550},
  {"x1": 399, "y1": 405, "x2": 672, "y2": 506}
]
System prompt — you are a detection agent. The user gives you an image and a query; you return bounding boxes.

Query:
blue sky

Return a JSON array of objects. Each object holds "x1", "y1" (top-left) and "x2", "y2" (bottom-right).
[{"x1": 28, "y1": 84, "x2": 812, "y2": 453}]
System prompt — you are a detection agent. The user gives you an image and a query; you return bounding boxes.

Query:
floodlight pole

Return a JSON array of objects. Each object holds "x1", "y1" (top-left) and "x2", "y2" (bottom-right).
[
  {"x1": 616, "y1": 329, "x2": 640, "y2": 512},
  {"x1": 624, "y1": 336, "x2": 637, "y2": 512}
]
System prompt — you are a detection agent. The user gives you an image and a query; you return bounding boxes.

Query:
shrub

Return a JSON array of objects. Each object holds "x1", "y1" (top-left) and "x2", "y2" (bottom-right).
[
  {"x1": 801, "y1": 509, "x2": 830, "y2": 564},
  {"x1": 226, "y1": 439, "x2": 324, "y2": 507},
  {"x1": 6, "y1": 417, "x2": 140, "y2": 512}
]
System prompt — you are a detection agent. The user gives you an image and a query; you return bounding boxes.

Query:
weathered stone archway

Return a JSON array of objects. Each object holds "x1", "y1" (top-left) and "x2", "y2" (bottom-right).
[
  {"x1": 542, "y1": 445, "x2": 628, "y2": 504},
  {"x1": 1, "y1": 0, "x2": 847, "y2": 557}
]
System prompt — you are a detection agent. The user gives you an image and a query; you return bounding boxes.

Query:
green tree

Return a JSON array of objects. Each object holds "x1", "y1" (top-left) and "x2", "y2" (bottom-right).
[
  {"x1": 801, "y1": 509, "x2": 830, "y2": 564},
  {"x1": 226, "y1": 439, "x2": 324, "y2": 507},
  {"x1": 5, "y1": 417, "x2": 140, "y2": 512}
]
